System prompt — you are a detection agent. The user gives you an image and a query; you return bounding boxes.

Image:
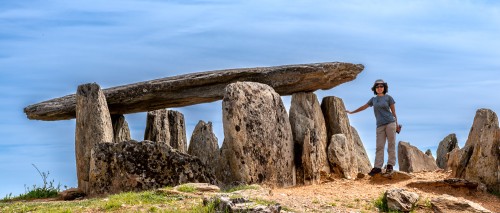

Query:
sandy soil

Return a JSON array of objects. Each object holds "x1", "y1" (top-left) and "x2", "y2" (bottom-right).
[{"x1": 260, "y1": 171, "x2": 499, "y2": 212}]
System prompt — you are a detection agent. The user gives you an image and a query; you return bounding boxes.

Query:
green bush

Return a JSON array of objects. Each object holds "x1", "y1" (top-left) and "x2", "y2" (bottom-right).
[{"x1": 1, "y1": 164, "x2": 62, "y2": 201}]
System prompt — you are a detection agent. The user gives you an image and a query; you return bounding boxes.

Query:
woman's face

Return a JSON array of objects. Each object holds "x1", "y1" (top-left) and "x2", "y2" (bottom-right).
[{"x1": 375, "y1": 84, "x2": 385, "y2": 94}]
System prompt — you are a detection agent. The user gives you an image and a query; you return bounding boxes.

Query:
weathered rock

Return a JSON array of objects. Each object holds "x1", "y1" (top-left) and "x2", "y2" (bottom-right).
[
  {"x1": 425, "y1": 149, "x2": 436, "y2": 162},
  {"x1": 431, "y1": 194, "x2": 492, "y2": 213},
  {"x1": 75, "y1": 83, "x2": 114, "y2": 194},
  {"x1": 168, "y1": 110, "x2": 187, "y2": 153},
  {"x1": 455, "y1": 109, "x2": 500, "y2": 192},
  {"x1": 204, "y1": 196, "x2": 281, "y2": 213},
  {"x1": 447, "y1": 147, "x2": 462, "y2": 176},
  {"x1": 290, "y1": 92, "x2": 329, "y2": 184},
  {"x1": 385, "y1": 188, "x2": 419, "y2": 212},
  {"x1": 351, "y1": 126, "x2": 372, "y2": 174},
  {"x1": 88, "y1": 140, "x2": 217, "y2": 195},
  {"x1": 111, "y1": 114, "x2": 131, "y2": 142},
  {"x1": 219, "y1": 82, "x2": 294, "y2": 187},
  {"x1": 144, "y1": 109, "x2": 170, "y2": 144},
  {"x1": 398, "y1": 141, "x2": 439, "y2": 173},
  {"x1": 59, "y1": 188, "x2": 85, "y2": 201},
  {"x1": 436, "y1": 133, "x2": 459, "y2": 169},
  {"x1": 321, "y1": 96, "x2": 368, "y2": 176},
  {"x1": 301, "y1": 129, "x2": 321, "y2": 184},
  {"x1": 24, "y1": 62, "x2": 364, "y2": 121},
  {"x1": 407, "y1": 178, "x2": 485, "y2": 193},
  {"x1": 327, "y1": 134, "x2": 354, "y2": 179},
  {"x1": 188, "y1": 120, "x2": 219, "y2": 170},
  {"x1": 370, "y1": 171, "x2": 413, "y2": 182}
]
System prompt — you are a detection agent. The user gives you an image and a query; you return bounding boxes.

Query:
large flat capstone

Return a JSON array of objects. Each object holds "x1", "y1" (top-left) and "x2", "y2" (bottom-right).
[{"x1": 24, "y1": 62, "x2": 364, "y2": 121}]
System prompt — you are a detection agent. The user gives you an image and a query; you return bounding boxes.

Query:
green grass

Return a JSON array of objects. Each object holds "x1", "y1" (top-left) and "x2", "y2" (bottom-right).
[
  {"x1": 1, "y1": 164, "x2": 62, "y2": 202},
  {"x1": 176, "y1": 184, "x2": 197, "y2": 193},
  {"x1": 223, "y1": 184, "x2": 260, "y2": 193}
]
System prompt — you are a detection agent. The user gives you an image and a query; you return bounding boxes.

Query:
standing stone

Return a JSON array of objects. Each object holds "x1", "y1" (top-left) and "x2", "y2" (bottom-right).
[
  {"x1": 398, "y1": 141, "x2": 439, "y2": 173},
  {"x1": 351, "y1": 126, "x2": 372, "y2": 174},
  {"x1": 144, "y1": 109, "x2": 170, "y2": 144},
  {"x1": 188, "y1": 120, "x2": 219, "y2": 170},
  {"x1": 219, "y1": 82, "x2": 294, "y2": 187},
  {"x1": 455, "y1": 109, "x2": 500, "y2": 192},
  {"x1": 168, "y1": 110, "x2": 187, "y2": 153},
  {"x1": 75, "y1": 83, "x2": 113, "y2": 194},
  {"x1": 327, "y1": 134, "x2": 353, "y2": 179},
  {"x1": 111, "y1": 114, "x2": 131, "y2": 143},
  {"x1": 446, "y1": 147, "x2": 462, "y2": 176},
  {"x1": 436, "y1": 133, "x2": 459, "y2": 169},
  {"x1": 321, "y1": 96, "x2": 362, "y2": 178},
  {"x1": 290, "y1": 92, "x2": 329, "y2": 184},
  {"x1": 301, "y1": 129, "x2": 320, "y2": 184}
]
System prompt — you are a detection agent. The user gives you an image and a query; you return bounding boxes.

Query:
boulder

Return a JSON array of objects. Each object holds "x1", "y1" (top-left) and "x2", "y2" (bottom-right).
[
  {"x1": 219, "y1": 82, "x2": 294, "y2": 187},
  {"x1": 168, "y1": 110, "x2": 187, "y2": 153},
  {"x1": 398, "y1": 141, "x2": 439, "y2": 173},
  {"x1": 431, "y1": 194, "x2": 492, "y2": 213},
  {"x1": 327, "y1": 134, "x2": 355, "y2": 179},
  {"x1": 446, "y1": 147, "x2": 462, "y2": 176},
  {"x1": 88, "y1": 140, "x2": 217, "y2": 195},
  {"x1": 111, "y1": 114, "x2": 131, "y2": 142},
  {"x1": 188, "y1": 120, "x2": 219, "y2": 170},
  {"x1": 385, "y1": 188, "x2": 419, "y2": 212},
  {"x1": 436, "y1": 133, "x2": 459, "y2": 169},
  {"x1": 144, "y1": 109, "x2": 170, "y2": 144},
  {"x1": 75, "y1": 83, "x2": 114, "y2": 194},
  {"x1": 290, "y1": 92, "x2": 329, "y2": 184},
  {"x1": 59, "y1": 188, "x2": 85, "y2": 201},
  {"x1": 24, "y1": 62, "x2": 364, "y2": 121},
  {"x1": 321, "y1": 96, "x2": 368, "y2": 177},
  {"x1": 455, "y1": 109, "x2": 500, "y2": 192}
]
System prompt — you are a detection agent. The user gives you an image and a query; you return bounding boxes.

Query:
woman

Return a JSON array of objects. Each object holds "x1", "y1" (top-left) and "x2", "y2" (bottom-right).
[{"x1": 346, "y1": 79, "x2": 399, "y2": 176}]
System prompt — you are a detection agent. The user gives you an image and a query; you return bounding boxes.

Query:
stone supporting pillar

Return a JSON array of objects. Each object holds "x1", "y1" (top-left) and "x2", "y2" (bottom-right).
[
  {"x1": 168, "y1": 110, "x2": 187, "y2": 153},
  {"x1": 111, "y1": 114, "x2": 131, "y2": 143},
  {"x1": 144, "y1": 109, "x2": 170, "y2": 144}
]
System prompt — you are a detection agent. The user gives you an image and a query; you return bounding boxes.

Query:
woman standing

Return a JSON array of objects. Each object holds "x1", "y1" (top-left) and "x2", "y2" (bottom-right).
[{"x1": 346, "y1": 79, "x2": 399, "y2": 176}]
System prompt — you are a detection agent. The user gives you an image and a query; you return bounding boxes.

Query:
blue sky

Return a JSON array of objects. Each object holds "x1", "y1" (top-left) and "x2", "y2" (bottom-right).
[{"x1": 1, "y1": 0, "x2": 500, "y2": 197}]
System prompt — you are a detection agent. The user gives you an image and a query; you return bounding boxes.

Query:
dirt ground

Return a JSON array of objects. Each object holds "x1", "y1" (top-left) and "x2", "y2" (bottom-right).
[{"x1": 259, "y1": 171, "x2": 499, "y2": 212}]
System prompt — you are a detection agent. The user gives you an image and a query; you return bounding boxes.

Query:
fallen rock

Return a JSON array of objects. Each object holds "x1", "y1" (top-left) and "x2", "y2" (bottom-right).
[
  {"x1": 203, "y1": 196, "x2": 281, "y2": 213},
  {"x1": 59, "y1": 188, "x2": 86, "y2": 201},
  {"x1": 188, "y1": 120, "x2": 219, "y2": 170},
  {"x1": 436, "y1": 133, "x2": 459, "y2": 169},
  {"x1": 431, "y1": 194, "x2": 492, "y2": 213},
  {"x1": 370, "y1": 171, "x2": 413, "y2": 182},
  {"x1": 88, "y1": 140, "x2": 217, "y2": 196},
  {"x1": 290, "y1": 92, "x2": 329, "y2": 184},
  {"x1": 385, "y1": 188, "x2": 419, "y2": 212},
  {"x1": 398, "y1": 141, "x2": 439, "y2": 173},
  {"x1": 219, "y1": 82, "x2": 294, "y2": 187},
  {"x1": 75, "y1": 83, "x2": 114, "y2": 194}
]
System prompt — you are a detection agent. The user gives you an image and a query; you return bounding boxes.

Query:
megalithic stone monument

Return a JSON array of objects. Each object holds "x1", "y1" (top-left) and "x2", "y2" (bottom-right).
[{"x1": 24, "y1": 62, "x2": 364, "y2": 121}]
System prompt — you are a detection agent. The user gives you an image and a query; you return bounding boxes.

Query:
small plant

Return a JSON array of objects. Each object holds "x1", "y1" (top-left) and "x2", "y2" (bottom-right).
[
  {"x1": 176, "y1": 184, "x2": 197, "y2": 193},
  {"x1": 373, "y1": 193, "x2": 389, "y2": 212},
  {"x1": 1, "y1": 164, "x2": 62, "y2": 201}
]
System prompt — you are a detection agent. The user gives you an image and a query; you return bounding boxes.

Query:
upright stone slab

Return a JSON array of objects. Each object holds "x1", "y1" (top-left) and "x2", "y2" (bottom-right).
[
  {"x1": 321, "y1": 96, "x2": 366, "y2": 177},
  {"x1": 75, "y1": 83, "x2": 113, "y2": 194},
  {"x1": 188, "y1": 120, "x2": 219, "y2": 170},
  {"x1": 398, "y1": 141, "x2": 439, "y2": 173},
  {"x1": 144, "y1": 109, "x2": 170, "y2": 144},
  {"x1": 327, "y1": 134, "x2": 353, "y2": 179},
  {"x1": 111, "y1": 114, "x2": 131, "y2": 143},
  {"x1": 436, "y1": 133, "x2": 459, "y2": 170},
  {"x1": 290, "y1": 92, "x2": 329, "y2": 184},
  {"x1": 455, "y1": 109, "x2": 500, "y2": 192},
  {"x1": 168, "y1": 110, "x2": 187, "y2": 153},
  {"x1": 219, "y1": 82, "x2": 294, "y2": 187}
]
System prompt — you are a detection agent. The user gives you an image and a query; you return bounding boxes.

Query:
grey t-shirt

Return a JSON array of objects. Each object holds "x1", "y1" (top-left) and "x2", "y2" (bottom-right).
[{"x1": 367, "y1": 95, "x2": 396, "y2": 127}]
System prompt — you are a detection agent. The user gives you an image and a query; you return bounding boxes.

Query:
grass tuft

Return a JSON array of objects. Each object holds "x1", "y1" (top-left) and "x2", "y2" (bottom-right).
[
  {"x1": 224, "y1": 185, "x2": 260, "y2": 193},
  {"x1": 176, "y1": 184, "x2": 197, "y2": 193}
]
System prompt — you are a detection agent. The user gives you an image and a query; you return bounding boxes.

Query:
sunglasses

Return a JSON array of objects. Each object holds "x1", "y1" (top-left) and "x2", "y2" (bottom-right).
[{"x1": 375, "y1": 85, "x2": 384, "y2": 88}]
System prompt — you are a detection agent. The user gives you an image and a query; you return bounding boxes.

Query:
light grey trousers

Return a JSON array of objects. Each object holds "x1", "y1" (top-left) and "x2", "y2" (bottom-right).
[{"x1": 374, "y1": 122, "x2": 397, "y2": 168}]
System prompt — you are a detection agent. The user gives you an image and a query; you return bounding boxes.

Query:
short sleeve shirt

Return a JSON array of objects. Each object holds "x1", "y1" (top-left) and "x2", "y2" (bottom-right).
[{"x1": 367, "y1": 95, "x2": 396, "y2": 127}]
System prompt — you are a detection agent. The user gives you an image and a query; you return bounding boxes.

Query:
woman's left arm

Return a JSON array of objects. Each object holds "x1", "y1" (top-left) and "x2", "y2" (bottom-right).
[{"x1": 390, "y1": 104, "x2": 398, "y2": 126}]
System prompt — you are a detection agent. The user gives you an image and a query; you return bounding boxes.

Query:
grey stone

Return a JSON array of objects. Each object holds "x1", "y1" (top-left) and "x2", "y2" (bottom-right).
[
  {"x1": 111, "y1": 114, "x2": 131, "y2": 143},
  {"x1": 218, "y1": 82, "x2": 294, "y2": 187},
  {"x1": 398, "y1": 141, "x2": 439, "y2": 173},
  {"x1": 88, "y1": 140, "x2": 217, "y2": 196},
  {"x1": 385, "y1": 188, "x2": 419, "y2": 212},
  {"x1": 168, "y1": 110, "x2": 187, "y2": 153},
  {"x1": 59, "y1": 188, "x2": 85, "y2": 201},
  {"x1": 24, "y1": 62, "x2": 364, "y2": 121},
  {"x1": 431, "y1": 194, "x2": 492, "y2": 213},
  {"x1": 290, "y1": 92, "x2": 329, "y2": 184},
  {"x1": 188, "y1": 120, "x2": 219, "y2": 171},
  {"x1": 351, "y1": 126, "x2": 372, "y2": 174},
  {"x1": 327, "y1": 134, "x2": 355, "y2": 179},
  {"x1": 204, "y1": 196, "x2": 281, "y2": 213},
  {"x1": 436, "y1": 133, "x2": 459, "y2": 169},
  {"x1": 144, "y1": 109, "x2": 170, "y2": 144},
  {"x1": 75, "y1": 83, "x2": 114, "y2": 194}
]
